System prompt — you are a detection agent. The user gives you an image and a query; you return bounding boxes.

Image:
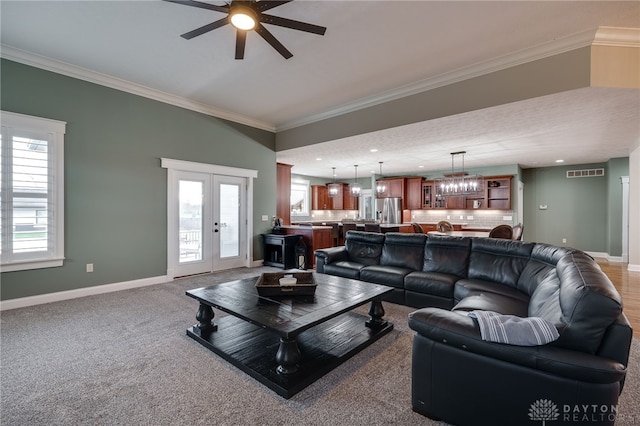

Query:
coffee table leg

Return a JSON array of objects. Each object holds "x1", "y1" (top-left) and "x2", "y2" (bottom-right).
[
  {"x1": 275, "y1": 337, "x2": 301, "y2": 375},
  {"x1": 366, "y1": 299, "x2": 388, "y2": 330},
  {"x1": 195, "y1": 303, "x2": 218, "y2": 333}
]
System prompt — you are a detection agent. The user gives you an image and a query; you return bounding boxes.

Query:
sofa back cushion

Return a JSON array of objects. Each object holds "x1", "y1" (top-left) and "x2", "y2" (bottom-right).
[
  {"x1": 345, "y1": 231, "x2": 385, "y2": 266},
  {"x1": 468, "y1": 238, "x2": 535, "y2": 288},
  {"x1": 422, "y1": 235, "x2": 471, "y2": 278},
  {"x1": 380, "y1": 232, "x2": 427, "y2": 270},
  {"x1": 529, "y1": 252, "x2": 623, "y2": 354},
  {"x1": 517, "y1": 243, "x2": 578, "y2": 296}
]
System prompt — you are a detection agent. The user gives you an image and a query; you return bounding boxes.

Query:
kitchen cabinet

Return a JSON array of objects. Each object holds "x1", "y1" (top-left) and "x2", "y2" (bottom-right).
[
  {"x1": 312, "y1": 183, "x2": 358, "y2": 211},
  {"x1": 405, "y1": 177, "x2": 423, "y2": 210},
  {"x1": 276, "y1": 163, "x2": 292, "y2": 225},
  {"x1": 376, "y1": 178, "x2": 404, "y2": 198},
  {"x1": 312, "y1": 185, "x2": 330, "y2": 210},
  {"x1": 421, "y1": 175, "x2": 513, "y2": 211},
  {"x1": 329, "y1": 184, "x2": 344, "y2": 210},
  {"x1": 342, "y1": 184, "x2": 359, "y2": 210},
  {"x1": 486, "y1": 176, "x2": 512, "y2": 210},
  {"x1": 444, "y1": 195, "x2": 465, "y2": 209},
  {"x1": 421, "y1": 181, "x2": 434, "y2": 209}
]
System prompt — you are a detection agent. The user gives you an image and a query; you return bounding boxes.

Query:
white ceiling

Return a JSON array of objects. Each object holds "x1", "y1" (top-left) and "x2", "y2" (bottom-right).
[{"x1": 1, "y1": 1, "x2": 639, "y2": 179}]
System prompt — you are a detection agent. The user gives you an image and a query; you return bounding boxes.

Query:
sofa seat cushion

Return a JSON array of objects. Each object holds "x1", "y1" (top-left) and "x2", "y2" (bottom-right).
[
  {"x1": 452, "y1": 291, "x2": 529, "y2": 317},
  {"x1": 404, "y1": 271, "x2": 457, "y2": 298},
  {"x1": 360, "y1": 265, "x2": 412, "y2": 288},
  {"x1": 322, "y1": 261, "x2": 367, "y2": 280},
  {"x1": 454, "y1": 278, "x2": 530, "y2": 304}
]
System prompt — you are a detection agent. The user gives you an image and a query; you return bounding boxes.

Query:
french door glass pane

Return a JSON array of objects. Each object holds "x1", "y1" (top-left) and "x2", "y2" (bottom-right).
[
  {"x1": 179, "y1": 180, "x2": 203, "y2": 263},
  {"x1": 219, "y1": 183, "x2": 239, "y2": 258}
]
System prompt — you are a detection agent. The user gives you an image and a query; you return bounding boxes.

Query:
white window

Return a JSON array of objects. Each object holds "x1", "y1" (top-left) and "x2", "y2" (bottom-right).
[
  {"x1": 290, "y1": 178, "x2": 310, "y2": 216},
  {"x1": 1, "y1": 111, "x2": 66, "y2": 272}
]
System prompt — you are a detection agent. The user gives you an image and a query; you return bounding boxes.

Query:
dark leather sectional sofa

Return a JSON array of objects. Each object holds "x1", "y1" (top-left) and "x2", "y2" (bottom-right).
[{"x1": 314, "y1": 231, "x2": 632, "y2": 426}]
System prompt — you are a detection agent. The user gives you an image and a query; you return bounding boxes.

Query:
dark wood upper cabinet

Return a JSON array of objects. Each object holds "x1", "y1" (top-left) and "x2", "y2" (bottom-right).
[
  {"x1": 405, "y1": 177, "x2": 423, "y2": 210},
  {"x1": 376, "y1": 178, "x2": 404, "y2": 198},
  {"x1": 311, "y1": 185, "x2": 329, "y2": 210}
]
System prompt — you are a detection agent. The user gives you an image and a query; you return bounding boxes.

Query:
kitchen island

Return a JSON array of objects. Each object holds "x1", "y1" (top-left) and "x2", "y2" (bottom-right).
[{"x1": 278, "y1": 225, "x2": 333, "y2": 269}]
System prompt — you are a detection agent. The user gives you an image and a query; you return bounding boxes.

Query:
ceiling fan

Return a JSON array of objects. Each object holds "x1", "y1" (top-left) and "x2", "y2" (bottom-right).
[{"x1": 164, "y1": 0, "x2": 327, "y2": 59}]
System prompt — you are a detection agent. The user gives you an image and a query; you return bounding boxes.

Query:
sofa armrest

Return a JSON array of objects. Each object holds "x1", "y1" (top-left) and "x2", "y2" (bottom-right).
[
  {"x1": 408, "y1": 308, "x2": 627, "y2": 384},
  {"x1": 314, "y1": 246, "x2": 348, "y2": 273}
]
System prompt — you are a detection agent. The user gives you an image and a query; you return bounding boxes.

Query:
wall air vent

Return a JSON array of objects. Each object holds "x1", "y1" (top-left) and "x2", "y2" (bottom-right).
[{"x1": 566, "y1": 168, "x2": 605, "y2": 178}]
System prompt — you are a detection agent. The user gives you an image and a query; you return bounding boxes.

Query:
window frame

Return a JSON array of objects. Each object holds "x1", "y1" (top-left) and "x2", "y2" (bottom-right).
[{"x1": 1, "y1": 110, "x2": 66, "y2": 272}]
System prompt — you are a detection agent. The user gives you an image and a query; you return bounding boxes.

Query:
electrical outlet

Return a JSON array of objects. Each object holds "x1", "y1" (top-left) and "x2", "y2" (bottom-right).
[
  {"x1": 562, "y1": 238, "x2": 567, "y2": 244},
  {"x1": 261, "y1": 215, "x2": 268, "y2": 221},
  {"x1": 446, "y1": 215, "x2": 451, "y2": 220},
  {"x1": 467, "y1": 215, "x2": 474, "y2": 220},
  {"x1": 86, "y1": 263, "x2": 94, "y2": 273}
]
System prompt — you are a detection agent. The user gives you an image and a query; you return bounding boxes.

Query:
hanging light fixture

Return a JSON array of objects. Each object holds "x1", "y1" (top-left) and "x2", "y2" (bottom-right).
[
  {"x1": 350, "y1": 165, "x2": 362, "y2": 197},
  {"x1": 327, "y1": 167, "x2": 341, "y2": 198},
  {"x1": 376, "y1": 162, "x2": 386, "y2": 196},
  {"x1": 434, "y1": 151, "x2": 483, "y2": 196}
]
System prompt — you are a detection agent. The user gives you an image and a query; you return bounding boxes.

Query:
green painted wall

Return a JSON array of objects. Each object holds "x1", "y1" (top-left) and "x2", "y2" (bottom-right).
[
  {"x1": 1, "y1": 59, "x2": 276, "y2": 300},
  {"x1": 521, "y1": 161, "x2": 626, "y2": 253}
]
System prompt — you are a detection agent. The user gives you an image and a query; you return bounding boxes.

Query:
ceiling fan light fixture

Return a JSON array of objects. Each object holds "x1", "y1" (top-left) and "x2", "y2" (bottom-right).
[{"x1": 230, "y1": 5, "x2": 256, "y2": 31}]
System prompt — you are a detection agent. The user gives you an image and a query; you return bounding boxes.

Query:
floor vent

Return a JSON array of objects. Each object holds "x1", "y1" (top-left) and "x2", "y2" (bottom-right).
[{"x1": 566, "y1": 168, "x2": 605, "y2": 178}]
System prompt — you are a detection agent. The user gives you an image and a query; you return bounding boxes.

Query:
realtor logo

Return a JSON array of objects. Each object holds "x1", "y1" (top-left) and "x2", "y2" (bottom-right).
[{"x1": 529, "y1": 399, "x2": 559, "y2": 425}]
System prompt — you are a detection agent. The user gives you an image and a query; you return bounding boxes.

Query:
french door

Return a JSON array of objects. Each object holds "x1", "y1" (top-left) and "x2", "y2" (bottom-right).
[{"x1": 169, "y1": 170, "x2": 248, "y2": 278}]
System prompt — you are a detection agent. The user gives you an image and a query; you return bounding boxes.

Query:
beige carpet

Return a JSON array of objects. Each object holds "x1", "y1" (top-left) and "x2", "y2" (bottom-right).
[{"x1": 1, "y1": 266, "x2": 638, "y2": 425}]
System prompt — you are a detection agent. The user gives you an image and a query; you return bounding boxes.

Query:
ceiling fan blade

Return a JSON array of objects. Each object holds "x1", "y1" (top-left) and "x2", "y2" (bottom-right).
[
  {"x1": 255, "y1": 23, "x2": 292, "y2": 59},
  {"x1": 260, "y1": 13, "x2": 326, "y2": 35},
  {"x1": 181, "y1": 17, "x2": 229, "y2": 40},
  {"x1": 163, "y1": 0, "x2": 229, "y2": 14},
  {"x1": 255, "y1": 1, "x2": 292, "y2": 12},
  {"x1": 235, "y1": 30, "x2": 247, "y2": 60}
]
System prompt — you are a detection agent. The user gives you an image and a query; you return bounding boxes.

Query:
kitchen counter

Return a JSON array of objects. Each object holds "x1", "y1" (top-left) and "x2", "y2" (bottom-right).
[{"x1": 427, "y1": 230, "x2": 490, "y2": 238}]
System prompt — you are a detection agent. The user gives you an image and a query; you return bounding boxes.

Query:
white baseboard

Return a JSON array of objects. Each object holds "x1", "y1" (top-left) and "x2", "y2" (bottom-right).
[
  {"x1": 0, "y1": 275, "x2": 170, "y2": 311},
  {"x1": 629, "y1": 264, "x2": 640, "y2": 272},
  {"x1": 586, "y1": 252, "x2": 626, "y2": 263}
]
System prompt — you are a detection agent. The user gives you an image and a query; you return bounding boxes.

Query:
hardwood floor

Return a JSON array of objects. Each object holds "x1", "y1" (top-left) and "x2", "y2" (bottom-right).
[{"x1": 598, "y1": 260, "x2": 640, "y2": 338}]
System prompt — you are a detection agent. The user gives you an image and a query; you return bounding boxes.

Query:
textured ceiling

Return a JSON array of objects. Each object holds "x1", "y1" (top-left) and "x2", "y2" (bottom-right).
[{"x1": 1, "y1": 1, "x2": 639, "y2": 178}]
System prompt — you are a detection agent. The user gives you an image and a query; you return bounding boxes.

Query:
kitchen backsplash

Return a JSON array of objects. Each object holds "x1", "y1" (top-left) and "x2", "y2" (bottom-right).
[
  {"x1": 292, "y1": 210, "x2": 360, "y2": 222},
  {"x1": 292, "y1": 209, "x2": 516, "y2": 228},
  {"x1": 410, "y1": 209, "x2": 516, "y2": 228}
]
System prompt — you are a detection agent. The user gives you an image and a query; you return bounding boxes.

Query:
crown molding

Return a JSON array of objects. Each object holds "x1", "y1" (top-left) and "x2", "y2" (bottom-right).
[
  {"x1": 0, "y1": 45, "x2": 276, "y2": 133},
  {"x1": 594, "y1": 26, "x2": 640, "y2": 47},
  {"x1": 276, "y1": 26, "x2": 625, "y2": 132}
]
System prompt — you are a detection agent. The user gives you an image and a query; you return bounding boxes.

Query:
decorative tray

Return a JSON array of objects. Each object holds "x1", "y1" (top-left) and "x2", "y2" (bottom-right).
[{"x1": 255, "y1": 272, "x2": 317, "y2": 297}]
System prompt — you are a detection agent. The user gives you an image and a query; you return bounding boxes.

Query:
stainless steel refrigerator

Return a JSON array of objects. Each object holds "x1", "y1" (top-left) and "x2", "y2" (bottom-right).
[{"x1": 376, "y1": 198, "x2": 402, "y2": 224}]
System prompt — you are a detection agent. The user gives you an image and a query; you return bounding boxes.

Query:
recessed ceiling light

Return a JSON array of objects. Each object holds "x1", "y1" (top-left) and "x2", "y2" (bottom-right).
[
  {"x1": 418, "y1": 165, "x2": 424, "y2": 168},
  {"x1": 316, "y1": 157, "x2": 322, "y2": 161},
  {"x1": 370, "y1": 149, "x2": 378, "y2": 152},
  {"x1": 556, "y1": 159, "x2": 564, "y2": 163}
]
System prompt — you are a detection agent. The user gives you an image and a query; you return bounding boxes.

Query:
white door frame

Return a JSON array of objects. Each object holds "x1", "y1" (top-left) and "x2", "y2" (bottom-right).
[
  {"x1": 621, "y1": 176, "x2": 629, "y2": 263},
  {"x1": 162, "y1": 158, "x2": 257, "y2": 278}
]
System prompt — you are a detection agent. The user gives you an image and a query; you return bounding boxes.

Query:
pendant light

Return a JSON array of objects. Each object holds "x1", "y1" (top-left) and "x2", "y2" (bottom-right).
[
  {"x1": 376, "y1": 162, "x2": 386, "y2": 196},
  {"x1": 434, "y1": 151, "x2": 483, "y2": 196},
  {"x1": 350, "y1": 165, "x2": 362, "y2": 197},
  {"x1": 327, "y1": 167, "x2": 341, "y2": 198}
]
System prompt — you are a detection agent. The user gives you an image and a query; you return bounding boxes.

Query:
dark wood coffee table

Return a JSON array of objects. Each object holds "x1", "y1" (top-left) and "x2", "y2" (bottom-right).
[{"x1": 185, "y1": 273, "x2": 394, "y2": 398}]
